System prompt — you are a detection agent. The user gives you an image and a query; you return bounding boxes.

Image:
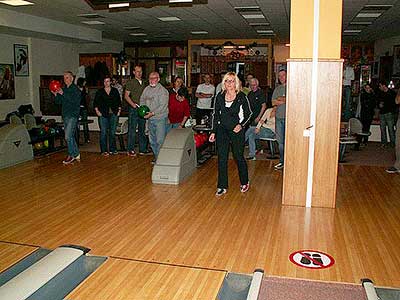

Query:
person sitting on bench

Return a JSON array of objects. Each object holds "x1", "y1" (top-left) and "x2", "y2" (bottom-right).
[{"x1": 245, "y1": 107, "x2": 276, "y2": 160}]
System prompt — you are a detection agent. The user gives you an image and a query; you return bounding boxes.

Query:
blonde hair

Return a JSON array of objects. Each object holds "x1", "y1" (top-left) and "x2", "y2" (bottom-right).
[{"x1": 221, "y1": 72, "x2": 241, "y2": 93}]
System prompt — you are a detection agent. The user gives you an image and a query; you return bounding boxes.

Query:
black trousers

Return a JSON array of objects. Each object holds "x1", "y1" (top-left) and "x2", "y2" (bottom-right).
[{"x1": 216, "y1": 126, "x2": 249, "y2": 189}]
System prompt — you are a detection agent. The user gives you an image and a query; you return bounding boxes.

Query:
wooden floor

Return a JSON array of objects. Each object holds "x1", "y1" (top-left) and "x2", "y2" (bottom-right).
[{"x1": 1, "y1": 151, "x2": 400, "y2": 298}]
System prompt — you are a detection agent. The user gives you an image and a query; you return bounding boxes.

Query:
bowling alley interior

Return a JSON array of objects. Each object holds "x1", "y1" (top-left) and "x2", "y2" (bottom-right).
[{"x1": 1, "y1": 0, "x2": 400, "y2": 299}]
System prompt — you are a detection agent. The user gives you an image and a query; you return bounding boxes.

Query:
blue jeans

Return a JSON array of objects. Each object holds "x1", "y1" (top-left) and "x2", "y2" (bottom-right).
[
  {"x1": 148, "y1": 117, "x2": 167, "y2": 158},
  {"x1": 245, "y1": 126, "x2": 275, "y2": 157},
  {"x1": 380, "y1": 112, "x2": 396, "y2": 145},
  {"x1": 166, "y1": 122, "x2": 180, "y2": 134},
  {"x1": 127, "y1": 107, "x2": 148, "y2": 153},
  {"x1": 98, "y1": 114, "x2": 118, "y2": 153},
  {"x1": 64, "y1": 116, "x2": 79, "y2": 157},
  {"x1": 275, "y1": 117, "x2": 285, "y2": 164}
]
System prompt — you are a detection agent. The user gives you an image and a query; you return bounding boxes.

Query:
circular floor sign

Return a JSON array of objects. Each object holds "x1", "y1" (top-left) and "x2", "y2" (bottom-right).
[{"x1": 289, "y1": 250, "x2": 335, "y2": 269}]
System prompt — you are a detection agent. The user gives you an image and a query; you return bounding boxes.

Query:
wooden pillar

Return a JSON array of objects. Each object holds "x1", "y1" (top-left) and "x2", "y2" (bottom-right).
[{"x1": 282, "y1": 0, "x2": 343, "y2": 208}]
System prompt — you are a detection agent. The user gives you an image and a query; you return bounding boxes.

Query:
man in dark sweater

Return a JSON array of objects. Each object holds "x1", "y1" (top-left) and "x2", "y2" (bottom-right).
[
  {"x1": 378, "y1": 80, "x2": 397, "y2": 147},
  {"x1": 53, "y1": 71, "x2": 81, "y2": 164}
]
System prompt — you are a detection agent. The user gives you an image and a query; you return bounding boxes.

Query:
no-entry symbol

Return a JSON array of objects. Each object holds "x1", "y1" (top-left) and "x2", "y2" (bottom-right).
[{"x1": 289, "y1": 250, "x2": 335, "y2": 269}]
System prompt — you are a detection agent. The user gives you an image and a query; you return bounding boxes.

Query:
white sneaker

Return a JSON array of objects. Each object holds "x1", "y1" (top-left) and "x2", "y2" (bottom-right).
[
  {"x1": 274, "y1": 162, "x2": 284, "y2": 170},
  {"x1": 75, "y1": 154, "x2": 81, "y2": 161}
]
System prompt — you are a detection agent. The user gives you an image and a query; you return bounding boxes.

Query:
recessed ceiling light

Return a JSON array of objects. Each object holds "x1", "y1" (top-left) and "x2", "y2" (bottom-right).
[
  {"x1": 108, "y1": 3, "x2": 129, "y2": 9},
  {"x1": 130, "y1": 33, "x2": 147, "y2": 36},
  {"x1": 0, "y1": 0, "x2": 33, "y2": 6},
  {"x1": 158, "y1": 16, "x2": 181, "y2": 21},
  {"x1": 81, "y1": 20, "x2": 106, "y2": 25},
  {"x1": 356, "y1": 12, "x2": 382, "y2": 18},
  {"x1": 285, "y1": 43, "x2": 290, "y2": 47},
  {"x1": 143, "y1": 39, "x2": 150, "y2": 43},
  {"x1": 241, "y1": 14, "x2": 265, "y2": 19},
  {"x1": 257, "y1": 30, "x2": 274, "y2": 34},
  {"x1": 191, "y1": 31, "x2": 208, "y2": 34},
  {"x1": 169, "y1": 0, "x2": 192, "y2": 3}
]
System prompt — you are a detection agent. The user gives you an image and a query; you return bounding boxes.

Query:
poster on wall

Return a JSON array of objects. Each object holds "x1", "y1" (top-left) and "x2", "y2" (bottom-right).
[
  {"x1": 0, "y1": 64, "x2": 15, "y2": 100},
  {"x1": 14, "y1": 44, "x2": 29, "y2": 76}
]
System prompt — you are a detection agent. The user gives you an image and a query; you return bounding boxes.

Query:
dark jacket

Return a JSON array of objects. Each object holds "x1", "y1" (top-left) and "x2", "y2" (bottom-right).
[
  {"x1": 378, "y1": 89, "x2": 397, "y2": 115},
  {"x1": 360, "y1": 90, "x2": 376, "y2": 120},
  {"x1": 211, "y1": 91, "x2": 252, "y2": 133},
  {"x1": 94, "y1": 87, "x2": 121, "y2": 117},
  {"x1": 55, "y1": 84, "x2": 81, "y2": 118}
]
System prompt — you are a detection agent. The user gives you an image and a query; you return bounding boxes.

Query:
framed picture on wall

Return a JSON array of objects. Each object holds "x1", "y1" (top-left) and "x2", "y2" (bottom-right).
[
  {"x1": 14, "y1": 44, "x2": 29, "y2": 77},
  {"x1": 393, "y1": 45, "x2": 400, "y2": 77}
]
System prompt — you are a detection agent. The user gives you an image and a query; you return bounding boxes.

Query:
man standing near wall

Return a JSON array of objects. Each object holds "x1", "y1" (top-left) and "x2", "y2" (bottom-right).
[
  {"x1": 272, "y1": 69, "x2": 287, "y2": 170},
  {"x1": 141, "y1": 72, "x2": 169, "y2": 162},
  {"x1": 195, "y1": 73, "x2": 215, "y2": 125},
  {"x1": 125, "y1": 65, "x2": 149, "y2": 156},
  {"x1": 53, "y1": 71, "x2": 81, "y2": 164},
  {"x1": 342, "y1": 59, "x2": 354, "y2": 121}
]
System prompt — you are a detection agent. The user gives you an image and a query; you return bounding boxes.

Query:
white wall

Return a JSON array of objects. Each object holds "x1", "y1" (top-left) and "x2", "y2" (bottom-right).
[
  {"x1": 0, "y1": 33, "x2": 31, "y2": 119},
  {"x1": 0, "y1": 33, "x2": 123, "y2": 120},
  {"x1": 31, "y1": 37, "x2": 79, "y2": 116}
]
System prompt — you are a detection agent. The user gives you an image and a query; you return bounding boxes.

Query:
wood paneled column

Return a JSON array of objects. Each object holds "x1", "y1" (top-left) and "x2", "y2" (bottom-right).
[{"x1": 282, "y1": 0, "x2": 343, "y2": 208}]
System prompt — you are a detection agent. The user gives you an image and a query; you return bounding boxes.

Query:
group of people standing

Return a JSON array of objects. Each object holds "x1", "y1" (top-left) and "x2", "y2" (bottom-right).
[{"x1": 51, "y1": 68, "x2": 288, "y2": 198}]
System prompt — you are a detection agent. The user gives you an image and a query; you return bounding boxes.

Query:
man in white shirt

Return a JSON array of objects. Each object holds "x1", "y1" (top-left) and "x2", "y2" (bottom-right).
[
  {"x1": 342, "y1": 59, "x2": 354, "y2": 121},
  {"x1": 195, "y1": 73, "x2": 215, "y2": 124}
]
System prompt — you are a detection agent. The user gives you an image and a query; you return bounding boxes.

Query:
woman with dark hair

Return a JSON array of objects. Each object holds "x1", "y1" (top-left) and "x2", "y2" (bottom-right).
[
  {"x1": 209, "y1": 72, "x2": 253, "y2": 196},
  {"x1": 360, "y1": 84, "x2": 376, "y2": 143},
  {"x1": 94, "y1": 76, "x2": 121, "y2": 156},
  {"x1": 77, "y1": 77, "x2": 90, "y2": 143}
]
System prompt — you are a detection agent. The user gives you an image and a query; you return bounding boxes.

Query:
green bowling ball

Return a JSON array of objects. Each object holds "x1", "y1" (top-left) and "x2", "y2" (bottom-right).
[{"x1": 137, "y1": 105, "x2": 150, "y2": 118}]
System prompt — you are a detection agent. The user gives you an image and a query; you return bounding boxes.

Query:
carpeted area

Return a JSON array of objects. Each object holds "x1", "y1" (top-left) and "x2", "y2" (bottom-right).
[
  {"x1": 258, "y1": 276, "x2": 367, "y2": 300},
  {"x1": 340, "y1": 141, "x2": 395, "y2": 167}
]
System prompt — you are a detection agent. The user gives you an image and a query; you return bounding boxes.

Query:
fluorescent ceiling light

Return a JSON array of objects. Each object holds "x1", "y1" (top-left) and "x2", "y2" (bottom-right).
[
  {"x1": 81, "y1": 20, "x2": 105, "y2": 25},
  {"x1": 123, "y1": 26, "x2": 142, "y2": 30},
  {"x1": 169, "y1": 0, "x2": 192, "y2": 3},
  {"x1": 248, "y1": 22, "x2": 270, "y2": 26},
  {"x1": 158, "y1": 16, "x2": 181, "y2": 21},
  {"x1": 364, "y1": 4, "x2": 392, "y2": 9},
  {"x1": 191, "y1": 31, "x2": 208, "y2": 34},
  {"x1": 234, "y1": 6, "x2": 260, "y2": 9},
  {"x1": 343, "y1": 29, "x2": 362, "y2": 33},
  {"x1": 257, "y1": 30, "x2": 274, "y2": 33},
  {"x1": 77, "y1": 13, "x2": 104, "y2": 19},
  {"x1": 356, "y1": 12, "x2": 382, "y2": 18},
  {"x1": 108, "y1": 3, "x2": 129, "y2": 8},
  {"x1": 130, "y1": 33, "x2": 147, "y2": 36},
  {"x1": 242, "y1": 14, "x2": 265, "y2": 19},
  {"x1": 0, "y1": 0, "x2": 33, "y2": 6},
  {"x1": 350, "y1": 21, "x2": 373, "y2": 25}
]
